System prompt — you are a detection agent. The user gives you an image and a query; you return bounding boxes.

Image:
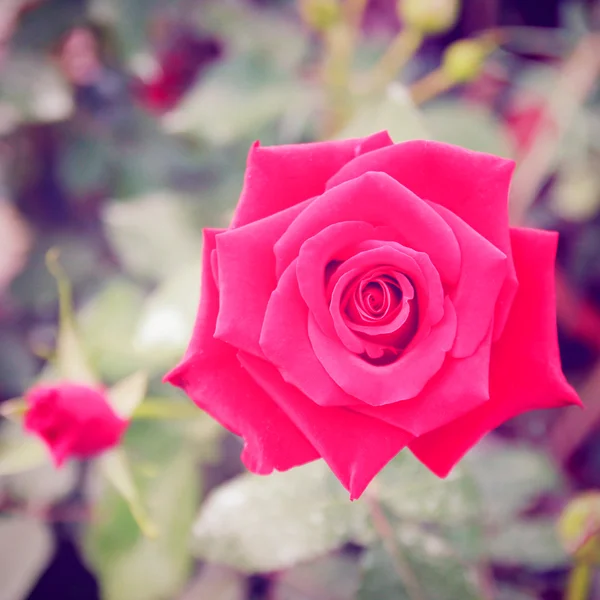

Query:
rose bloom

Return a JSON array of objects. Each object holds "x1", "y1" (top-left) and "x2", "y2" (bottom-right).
[
  {"x1": 24, "y1": 383, "x2": 127, "y2": 467},
  {"x1": 167, "y1": 132, "x2": 580, "y2": 499}
]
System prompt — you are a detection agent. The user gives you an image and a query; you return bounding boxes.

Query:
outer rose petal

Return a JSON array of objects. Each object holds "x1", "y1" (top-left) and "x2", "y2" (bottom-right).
[
  {"x1": 238, "y1": 352, "x2": 414, "y2": 499},
  {"x1": 410, "y1": 227, "x2": 581, "y2": 477},
  {"x1": 274, "y1": 172, "x2": 461, "y2": 286},
  {"x1": 214, "y1": 199, "x2": 311, "y2": 357},
  {"x1": 231, "y1": 131, "x2": 393, "y2": 228},
  {"x1": 165, "y1": 229, "x2": 319, "y2": 474},
  {"x1": 326, "y1": 140, "x2": 518, "y2": 340}
]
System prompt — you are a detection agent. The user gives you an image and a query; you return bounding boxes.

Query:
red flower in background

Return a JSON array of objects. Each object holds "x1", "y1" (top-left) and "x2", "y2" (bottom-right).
[
  {"x1": 167, "y1": 132, "x2": 580, "y2": 499},
  {"x1": 24, "y1": 383, "x2": 127, "y2": 466}
]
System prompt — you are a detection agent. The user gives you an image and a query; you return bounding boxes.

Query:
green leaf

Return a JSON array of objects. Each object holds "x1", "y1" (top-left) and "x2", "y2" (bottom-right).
[
  {"x1": 358, "y1": 529, "x2": 482, "y2": 600},
  {"x1": 338, "y1": 84, "x2": 430, "y2": 142},
  {"x1": 192, "y1": 461, "x2": 372, "y2": 572},
  {"x1": 273, "y1": 553, "x2": 360, "y2": 600},
  {"x1": 99, "y1": 448, "x2": 158, "y2": 539},
  {"x1": 0, "y1": 429, "x2": 50, "y2": 476},
  {"x1": 180, "y1": 565, "x2": 245, "y2": 600},
  {"x1": 487, "y1": 519, "x2": 568, "y2": 568},
  {"x1": 79, "y1": 278, "x2": 146, "y2": 383},
  {"x1": 375, "y1": 452, "x2": 480, "y2": 526},
  {"x1": 422, "y1": 100, "x2": 513, "y2": 157},
  {"x1": 463, "y1": 441, "x2": 561, "y2": 523},
  {"x1": 87, "y1": 434, "x2": 199, "y2": 600},
  {"x1": 108, "y1": 371, "x2": 148, "y2": 420},
  {"x1": 102, "y1": 192, "x2": 201, "y2": 282},
  {"x1": 0, "y1": 517, "x2": 53, "y2": 600},
  {"x1": 46, "y1": 249, "x2": 98, "y2": 385},
  {"x1": 3, "y1": 460, "x2": 77, "y2": 505}
]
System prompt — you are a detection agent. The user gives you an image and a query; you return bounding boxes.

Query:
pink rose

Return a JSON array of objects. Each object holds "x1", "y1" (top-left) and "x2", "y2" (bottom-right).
[
  {"x1": 166, "y1": 132, "x2": 580, "y2": 499},
  {"x1": 24, "y1": 383, "x2": 127, "y2": 466}
]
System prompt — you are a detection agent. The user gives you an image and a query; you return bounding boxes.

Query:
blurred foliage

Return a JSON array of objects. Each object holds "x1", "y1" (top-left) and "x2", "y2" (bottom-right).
[{"x1": 0, "y1": 0, "x2": 598, "y2": 599}]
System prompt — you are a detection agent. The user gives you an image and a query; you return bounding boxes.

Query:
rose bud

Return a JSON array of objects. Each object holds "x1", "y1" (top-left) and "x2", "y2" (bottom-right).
[
  {"x1": 24, "y1": 383, "x2": 128, "y2": 467},
  {"x1": 166, "y1": 132, "x2": 581, "y2": 499}
]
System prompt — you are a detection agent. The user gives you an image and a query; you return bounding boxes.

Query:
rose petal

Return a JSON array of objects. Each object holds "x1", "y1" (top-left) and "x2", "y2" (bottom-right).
[
  {"x1": 275, "y1": 172, "x2": 461, "y2": 285},
  {"x1": 430, "y1": 202, "x2": 508, "y2": 358},
  {"x1": 238, "y1": 352, "x2": 414, "y2": 499},
  {"x1": 296, "y1": 220, "x2": 386, "y2": 340},
  {"x1": 260, "y1": 259, "x2": 362, "y2": 407},
  {"x1": 325, "y1": 244, "x2": 442, "y2": 357},
  {"x1": 326, "y1": 140, "x2": 518, "y2": 340},
  {"x1": 409, "y1": 227, "x2": 581, "y2": 477},
  {"x1": 308, "y1": 297, "x2": 457, "y2": 406},
  {"x1": 352, "y1": 328, "x2": 492, "y2": 435},
  {"x1": 165, "y1": 229, "x2": 319, "y2": 474},
  {"x1": 214, "y1": 200, "x2": 311, "y2": 357},
  {"x1": 231, "y1": 132, "x2": 393, "y2": 228}
]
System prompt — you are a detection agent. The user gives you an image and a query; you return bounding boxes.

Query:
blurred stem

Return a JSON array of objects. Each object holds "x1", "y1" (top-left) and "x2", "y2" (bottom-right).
[
  {"x1": 133, "y1": 397, "x2": 201, "y2": 420},
  {"x1": 321, "y1": 23, "x2": 354, "y2": 138},
  {"x1": 342, "y1": 0, "x2": 368, "y2": 31},
  {"x1": 369, "y1": 29, "x2": 423, "y2": 95},
  {"x1": 566, "y1": 563, "x2": 592, "y2": 600},
  {"x1": 409, "y1": 68, "x2": 453, "y2": 105},
  {"x1": 366, "y1": 492, "x2": 428, "y2": 600},
  {"x1": 319, "y1": 0, "x2": 369, "y2": 138},
  {"x1": 509, "y1": 33, "x2": 600, "y2": 225}
]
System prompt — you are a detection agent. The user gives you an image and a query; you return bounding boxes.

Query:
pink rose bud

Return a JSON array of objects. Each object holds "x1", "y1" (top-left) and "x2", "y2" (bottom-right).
[
  {"x1": 166, "y1": 132, "x2": 581, "y2": 500},
  {"x1": 24, "y1": 383, "x2": 128, "y2": 467}
]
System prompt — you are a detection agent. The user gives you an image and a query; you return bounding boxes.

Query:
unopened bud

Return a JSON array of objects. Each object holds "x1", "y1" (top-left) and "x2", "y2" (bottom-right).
[
  {"x1": 299, "y1": 0, "x2": 341, "y2": 31},
  {"x1": 442, "y1": 39, "x2": 488, "y2": 83},
  {"x1": 399, "y1": 0, "x2": 459, "y2": 35}
]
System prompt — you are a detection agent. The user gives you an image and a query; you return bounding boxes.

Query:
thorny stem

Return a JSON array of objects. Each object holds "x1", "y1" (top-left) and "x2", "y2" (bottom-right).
[{"x1": 365, "y1": 492, "x2": 428, "y2": 600}]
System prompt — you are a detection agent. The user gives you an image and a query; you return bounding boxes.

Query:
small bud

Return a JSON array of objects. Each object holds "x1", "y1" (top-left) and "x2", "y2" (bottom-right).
[
  {"x1": 442, "y1": 39, "x2": 488, "y2": 84},
  {"x1": 558, "y1": 493, "x2": 600, "y2": 563},
  {"x1": 299, "y1": 0, "x2": 341, "y2": 31},
  {"x1": 399, "y1": 0, "x2": 459, "y2": 35}
]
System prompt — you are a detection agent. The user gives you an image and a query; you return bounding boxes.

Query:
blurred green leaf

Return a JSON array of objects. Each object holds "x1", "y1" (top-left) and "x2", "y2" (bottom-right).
[
  {"x1": 133, "y1": 262, "x2": 200, "y2": 374},
  {"x1": 102, "y1": 192, "x2": 201, "y2": 282},
  {"x1": 358, "y1": 531, "x2": 482, "y2": 600},
  {"x1": 87, "y1": 431, "x2": 199, "y2": 600},
  {"x1": 487, "y1": 519, "x2": 567, "y2": 569},
  {"x1": 167, "y1": 54, "x2": 315, "y2": 146},
  {"x1": 180, "y1": 565, "x2": 245, "y2": 600},
  {"x1": 422, "y1": 100, "x2": 513, "y2": 157},
  {"x1": 0, "y1": 426, "x2": 50, "y2": 476},
  {"x1": 58, "y1": 133, "x2": 114, "y2": 198},
  {"x1": 463, "y1": 441, "x2": 560, "y2": 523},
  {"x1": 339, "y1": 84, "x2": 430, "y2": 142},
  {"x1": 273, "y1": 553, "x2": 359, "y2": 600},
  {"x1": 192, "y1": 461, "x2": 372, "y2": 572},
  {"x1": 376, "y1": 452, "x2": 480, "y2": 526},
  {"x1": 0, "y1": 517, "x2": 53, "y2": 600},
  {"x1": 99, "y1": 448, "x2": 158, "y2": 538},
  {"x1": 108, "y1": 371, "x2": 148, "y2": 420},
  {"x1": 3, "y1": 460, "x2": 77, "y2": 505},
  {"x1": 79, "y1": 278, "x2": 146, "y2": 383}
]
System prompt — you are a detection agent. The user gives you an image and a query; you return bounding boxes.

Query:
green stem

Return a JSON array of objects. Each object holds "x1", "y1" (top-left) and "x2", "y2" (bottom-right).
[
  {"x1": 566, "y1": 563, "x2": 592, "y2": 600},
  {"x1": 369, "y1": 29, "x2": 423, "y2": 95},
  {"x1": 132, "y1": 397, "x2": 201, "y2": 420}
]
